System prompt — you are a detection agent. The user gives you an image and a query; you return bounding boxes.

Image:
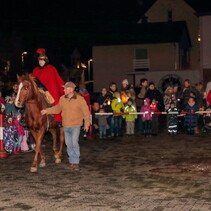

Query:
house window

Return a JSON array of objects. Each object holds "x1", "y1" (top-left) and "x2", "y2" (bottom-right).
[{"x1": 133, "y1": 49, "x2": 149, "y2": 71}]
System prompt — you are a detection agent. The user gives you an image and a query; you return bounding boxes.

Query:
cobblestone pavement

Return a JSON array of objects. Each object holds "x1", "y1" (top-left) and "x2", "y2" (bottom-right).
[{"x1": 1, "y1": 131, "x2": 211, "y2": 211}]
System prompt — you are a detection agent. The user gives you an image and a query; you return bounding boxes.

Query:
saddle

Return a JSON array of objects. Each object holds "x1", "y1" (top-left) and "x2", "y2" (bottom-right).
[
  {"x1": 36, "y1": 79, "x2": 55, "y2": 105},
  {"x1": 38, "y1": 88, "x2": 55, "y2": 105}
]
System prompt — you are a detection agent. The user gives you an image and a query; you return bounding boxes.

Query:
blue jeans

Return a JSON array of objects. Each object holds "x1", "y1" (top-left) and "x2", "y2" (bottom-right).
[
  {"x1": 108, "y1": 116, "x2": 114, "y2": 136},
  {"x1": 64, "y1": 126, "x2": 81, "y2": 164},
  {"x1": 99, "y1": 125, "x2": 107, "y2": 138},
  {"x1": 16, "y1": 135, "x2": 23, "y2": 148},
  {"x1": 113, "y1": 116, "x2": 122, "y2": 136}
]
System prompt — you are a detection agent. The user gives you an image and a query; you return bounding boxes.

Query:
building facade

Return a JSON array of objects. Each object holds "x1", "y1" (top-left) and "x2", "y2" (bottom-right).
[{"x1": 92, "y1": 0, "x2": 209, "y2": 92}]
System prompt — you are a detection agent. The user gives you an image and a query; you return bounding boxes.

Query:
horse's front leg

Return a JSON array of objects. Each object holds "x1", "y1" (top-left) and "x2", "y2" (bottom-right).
[
  {"x1": 39, "y1": 146, "x2": 46, "y2": 168},
  {"x1": 30, "y1": 130, "x2": 45, "y2": 172}
]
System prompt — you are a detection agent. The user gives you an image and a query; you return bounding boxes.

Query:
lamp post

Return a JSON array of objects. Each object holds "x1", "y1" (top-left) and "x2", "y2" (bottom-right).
[
  {"x1": 88, "y1": 59, "x2": 93, "y2": 81},
  {"x1": 21, "y1": 51, "x2": 28, "y2": 69}
]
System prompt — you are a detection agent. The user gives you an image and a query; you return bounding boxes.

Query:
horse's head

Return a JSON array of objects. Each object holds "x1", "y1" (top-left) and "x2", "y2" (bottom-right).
[{"x1": 15, "y1": 74, "x2": 38, "y2": 108}]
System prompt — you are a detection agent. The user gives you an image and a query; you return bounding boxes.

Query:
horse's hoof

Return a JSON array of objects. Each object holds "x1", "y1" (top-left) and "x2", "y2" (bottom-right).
[
  {"x1": 39, "y1": 162, "x2": 46, "y2": 168},
  {"x1": 30, "y1": 167, "x2": 37, "y2": 173},
  {"x1": 55, "y1": 158, "x2": 61, "y2": 164}
]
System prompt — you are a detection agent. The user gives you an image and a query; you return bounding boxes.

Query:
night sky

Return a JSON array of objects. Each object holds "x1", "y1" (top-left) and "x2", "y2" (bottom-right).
[
  {"x1": 0, "y1": 0, "x2": 146, "y2": 76},
  {"x1": 0, "y1": 0, "x2": 210, "y2": 79},
  {"x1": 0, "y1": 0, "x2": 144, "y2": 25}
]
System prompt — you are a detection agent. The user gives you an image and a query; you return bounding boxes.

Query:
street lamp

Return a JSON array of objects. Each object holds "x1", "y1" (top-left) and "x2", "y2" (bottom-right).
[
  {"x1": 88, "y1": 59, "x2": 93, "y2": 81},
  {"x1": 21, "y1": 51, "x2": 28, "y2": 69}
]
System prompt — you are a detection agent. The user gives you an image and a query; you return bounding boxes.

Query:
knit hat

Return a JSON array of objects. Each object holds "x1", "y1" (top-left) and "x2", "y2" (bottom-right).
[
  {"x1": 122, "y1": 79, "x2": 129, "y2": 85},
  {"x1": 5, "y1": 96, "x2": 12, "y2": 103},
  {"x1": 144, "y1": 98, "x2": 150, "y2": 104}
]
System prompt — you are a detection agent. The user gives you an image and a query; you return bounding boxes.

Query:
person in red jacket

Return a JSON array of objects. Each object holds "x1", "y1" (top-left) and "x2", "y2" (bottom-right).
[{"x1": 32, "y1": 48, "x2": 64, "y2": 122}]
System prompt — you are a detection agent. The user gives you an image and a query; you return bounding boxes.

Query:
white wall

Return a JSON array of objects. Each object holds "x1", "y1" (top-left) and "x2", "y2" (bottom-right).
[{"x1": 92, "y1": 44, "x2": 178, "y2": 92}]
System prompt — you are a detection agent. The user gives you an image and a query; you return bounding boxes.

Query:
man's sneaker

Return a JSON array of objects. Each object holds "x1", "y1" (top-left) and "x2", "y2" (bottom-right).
[{"x1": 69, "y1": 163, "x2": 80, "y2": 171}]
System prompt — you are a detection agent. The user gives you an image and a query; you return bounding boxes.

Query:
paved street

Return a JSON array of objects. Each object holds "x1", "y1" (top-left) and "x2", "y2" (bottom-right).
[{"x1": 1, "y1": 131, "x2": 211, "y2": 211}]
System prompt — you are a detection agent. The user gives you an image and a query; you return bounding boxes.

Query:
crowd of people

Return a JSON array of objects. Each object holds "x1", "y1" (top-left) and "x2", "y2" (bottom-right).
[
  {"x1": 1, "y1": 48, "x2": 211, "y2": 171},
  {"x1": 0, "y1": 83, "x2": 30, "y2": 154},
  {"x1": 91, "y1": 78, "x2": 211, "y2": 139}
]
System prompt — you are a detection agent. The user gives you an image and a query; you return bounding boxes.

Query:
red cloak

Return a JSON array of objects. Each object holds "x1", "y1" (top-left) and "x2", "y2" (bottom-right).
[{"x1": 32, "y1": 64, "x2": 64, "y2": 122}]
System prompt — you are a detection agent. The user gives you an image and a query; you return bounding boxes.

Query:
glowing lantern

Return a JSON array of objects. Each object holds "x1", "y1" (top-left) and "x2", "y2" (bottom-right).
[{"x1": 121, "y1": 92, "x2": 128, "y2": 104}]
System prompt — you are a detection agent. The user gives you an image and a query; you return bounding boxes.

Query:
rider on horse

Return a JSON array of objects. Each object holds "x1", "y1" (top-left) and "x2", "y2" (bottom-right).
[{"x1": 32, "y1": 48, "x2": 64, "y2": 123}]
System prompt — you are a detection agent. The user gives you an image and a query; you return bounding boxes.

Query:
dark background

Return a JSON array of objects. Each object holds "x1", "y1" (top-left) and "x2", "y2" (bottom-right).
[{"x1": 0, "y1": 0, "x2": 209, "y2": 81}]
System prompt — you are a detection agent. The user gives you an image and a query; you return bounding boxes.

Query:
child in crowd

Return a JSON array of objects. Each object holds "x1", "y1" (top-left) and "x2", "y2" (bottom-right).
[
  {"x1": 111, "y1": 92, "x2": 124, "y2": 136},
  {"x1": 91, "y1": 102, "x2": 100, "y2": 136},
  {"x1": 150, "y1": 99, "x2": 158, "y2": 113},
  {"x1": 3, "y1": 115, "x2": 17, "y2": 154},
  {"x1": 13, "y1": 111, "x2": 25, "y2": 153},
  {"x1": 167, "y1": 101, "x2": 179, "y2": 135},
  {"x1": 141, "y1": 98, "x2": 152, "y2": 137},
  {"x1": 123, "y1": 98, "x2": 137, "y2": 135},
  {"x1": 96, "y1": 108, "x2": 109, "y2": 139},
  {"x1": 21, "y1": 127, "x2": 30, "y2": 152},
  {"x1": 183, "y1": 97, "x2": 199, "y2": 135},
  {"x1": 5, "y1": 96, "x2": 17, "y2": 117},
  {"x1": 150, "y1": 99, "x2": 159, "y2": 135}
]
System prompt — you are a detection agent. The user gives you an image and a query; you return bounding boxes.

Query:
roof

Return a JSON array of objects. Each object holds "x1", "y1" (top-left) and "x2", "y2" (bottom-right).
[
  {"x1": 91, "y1": 21, "x2": 191, "y2": 47},
  {"x1": 185, "y1": 0, "x2": 211, "y2": 14},
  {"x1": 143, "y1": 0, "x2": 211, "y2": 14}
]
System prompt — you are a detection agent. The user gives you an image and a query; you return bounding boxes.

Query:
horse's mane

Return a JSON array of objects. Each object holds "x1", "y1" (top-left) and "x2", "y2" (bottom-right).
[{"x1": 22, "y1": 73, "x2": 42, "y2": 103}]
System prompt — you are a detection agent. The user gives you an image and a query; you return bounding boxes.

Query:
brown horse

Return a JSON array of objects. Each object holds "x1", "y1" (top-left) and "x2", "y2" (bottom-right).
[{"x1": 15, "y1": 73, "x2": 65, "y2": 173}]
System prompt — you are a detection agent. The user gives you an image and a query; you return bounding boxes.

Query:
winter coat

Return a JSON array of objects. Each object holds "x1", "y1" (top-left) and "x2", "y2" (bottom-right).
[
  {"x1": 46, "y1": 92, "x2": 90, "y2": 129},
  {"x1": 111, "y1": 98, "x2": 124, "y2": 113},
  {"x1": 183, "y1": 103, "x2": 199, "y2": 127},
  {"x1": 123, "y1": 105, "x2": 137, "y2": 122},
  {"x1": 141, "y1": 105, "x2": 152, "y2": 122},
  {"x1": 13, "y1": 118, "x2": 25, "y2": 136}
]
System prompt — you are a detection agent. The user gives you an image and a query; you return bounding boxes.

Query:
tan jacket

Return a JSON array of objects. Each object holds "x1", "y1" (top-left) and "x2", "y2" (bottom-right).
[{"x1": 46, "y1": 92, "x2": 90, "y2": 128}]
